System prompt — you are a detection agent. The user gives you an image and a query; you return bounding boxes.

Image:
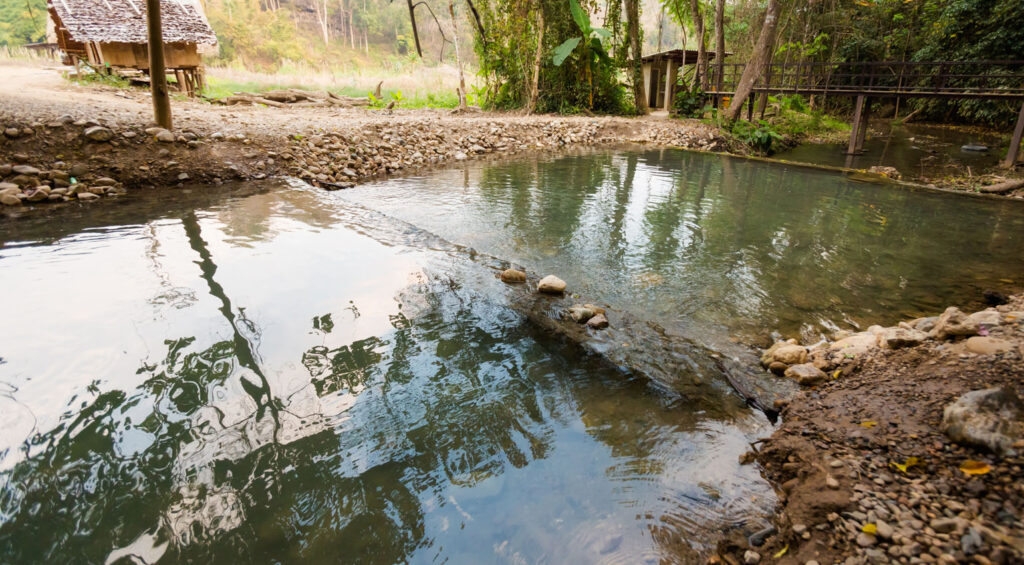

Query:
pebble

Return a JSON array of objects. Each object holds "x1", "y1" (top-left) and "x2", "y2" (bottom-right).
[
  {"x1": 743, "y1": 550, "x2": 761, "y2": 564},
  {"x1": 499, "y1": 269, "x2": 526, "y2": 283}
]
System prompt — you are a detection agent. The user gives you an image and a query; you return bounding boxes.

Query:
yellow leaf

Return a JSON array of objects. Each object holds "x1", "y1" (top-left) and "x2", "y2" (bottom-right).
[
  {"x1": 862, "y1": 523, "x2": 877, "y2": 535},
  {"x1": 860, "y1": 421, "x2": 877, "y2": 428},
  {"x1": 773, "y1": 544, "x2": 789, "y2": 559},
  {"x1": 959, "y1": 460, "x2": 991, "y2": 476},
  {"x1": 890, "y1": 457, "x2": 920, "y2": 474},
  {"x1": 832, "y1": 369, "x2": 842, "y2": 379}
]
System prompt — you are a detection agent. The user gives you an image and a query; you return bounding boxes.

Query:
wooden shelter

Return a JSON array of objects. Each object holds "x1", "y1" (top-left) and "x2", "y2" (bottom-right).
[
  {"x1": 47, "y1": 0, "x2": 217, "y2": 95},
  {"x1": 641, "y1": 49, "x2": 729, "y2": 111}
]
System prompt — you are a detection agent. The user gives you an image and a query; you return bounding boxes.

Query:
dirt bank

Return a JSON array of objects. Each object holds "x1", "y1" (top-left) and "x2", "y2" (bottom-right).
[
  {"x1": 0, "y1": 63, "x2": 731, "y2": 211},
  {"x1": 716, "y1": 296, "x2": 1024, "y2": 565}
]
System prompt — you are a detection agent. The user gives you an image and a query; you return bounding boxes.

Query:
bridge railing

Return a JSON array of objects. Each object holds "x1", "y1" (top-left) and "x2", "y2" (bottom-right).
[{"x1": 704, "y1": 60, "x2": 1024, "y2": 99}]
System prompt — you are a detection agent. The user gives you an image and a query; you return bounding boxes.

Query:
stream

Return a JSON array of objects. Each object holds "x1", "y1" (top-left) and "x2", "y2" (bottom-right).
[{"x1": 1, "y1": 147, "x2": 1023, "y2": 563}]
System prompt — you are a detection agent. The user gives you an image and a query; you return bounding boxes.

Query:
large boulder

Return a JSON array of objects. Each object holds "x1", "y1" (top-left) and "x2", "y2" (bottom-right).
[
  {"x1": 774, "y1": 344, "x2": 807, "y2": 365},
  {"x1": 829, "y1": 332, "x2": 877, "y2": 359},
  {"x1": 933, "y1": 306, "x2": 979, "y2": 340},
  {"x1": 964, "y1": 336, "x2": 1015, "y2": 355},
  {"x1": 784, "y1": 363, "x2": 828, "y2": 386},
  {"x1": 942, "y1": 387, "x2": 1024, "y2": 455},
  {"x1": 880, "y1": 327, "x2": 928, "y2": 349}
]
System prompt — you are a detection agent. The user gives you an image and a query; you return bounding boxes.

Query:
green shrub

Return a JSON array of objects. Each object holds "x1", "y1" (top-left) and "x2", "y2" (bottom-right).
[
  {"x1": 672, "y1": 87, "x2": 707, "y2": 118},
  {"x1": 731, "y1": 119, "x2": 783, "y2": 154}
]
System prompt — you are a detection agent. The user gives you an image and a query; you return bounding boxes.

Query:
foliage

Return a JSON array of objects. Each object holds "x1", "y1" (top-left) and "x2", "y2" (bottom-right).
[
  {"x1": 730, "y1": 119, "x2": 782, "y2": 154},
  {"x1": 473, "y1": 0, "x2": 627, "y2": 113},
  {"x1": 672, "y1": 86, "x2": 706, "y2": 118},
  {"x1": 0, "y1": 0, "x2": 45, "y2": 46},
  {"x1": 551, "y1": 0, "x2": 614, "y2": 109}
]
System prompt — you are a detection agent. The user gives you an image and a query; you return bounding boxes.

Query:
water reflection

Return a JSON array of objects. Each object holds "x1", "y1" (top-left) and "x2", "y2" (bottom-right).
[
  {"x1": 0, "y1": 179, "x2": 773, "y2": 563},
  {"x1": 341, "y1": 148, "x2": 1024, "y2": 344}
]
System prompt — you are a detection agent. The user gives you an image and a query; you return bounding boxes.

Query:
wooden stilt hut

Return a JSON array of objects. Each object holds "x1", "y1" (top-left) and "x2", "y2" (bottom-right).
[{"x1": 47, "y1": 0, "x2": 217, "y2": 96}]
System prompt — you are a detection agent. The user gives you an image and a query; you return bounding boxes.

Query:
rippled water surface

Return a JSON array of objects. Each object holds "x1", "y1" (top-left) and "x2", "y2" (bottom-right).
[
  {"x1": 342, "y1": 148, "x2": 1024, "y2": 344},
  {"x1": 2, "y1": 148, "x2": 1023, "y2": 564},
  {"x1": 1, "y1": 177, "x2": 772, "y2": 564}
]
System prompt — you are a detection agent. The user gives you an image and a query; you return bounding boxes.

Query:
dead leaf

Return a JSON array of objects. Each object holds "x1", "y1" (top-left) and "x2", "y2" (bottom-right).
[
  {"x1": 862, "y1": 523, "x2": 877, "y2": 535},
  {"x1": 890, "y1": 457, "x2": 920, "y2": 474},
  {"x1": 860, "y1": 421, "x2": 877, "y2": 428},
  {"x1": 959, "y1": 460, "x2": 991, "y2": 476},
  {"x1": 772, "y1": 544, "x2": 789, "y2": 559},
  {"x1": 832, "y1": 369, "x2": 842, "y2": 379}
]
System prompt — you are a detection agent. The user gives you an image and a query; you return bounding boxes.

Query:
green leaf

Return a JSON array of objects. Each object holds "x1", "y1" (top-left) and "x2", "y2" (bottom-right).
[
  {"x1": 552, "y1": 37, "x2": 581, "y2": 67},
  {"x1": 591, "y1": 27, "x2": 611, "y2": 38},
  {"x1": 591, "y1": 38, "x2": 611, "y2": 64},
  {"x1": 568, "y1": 0, "x2": 591, "y2": 34}
]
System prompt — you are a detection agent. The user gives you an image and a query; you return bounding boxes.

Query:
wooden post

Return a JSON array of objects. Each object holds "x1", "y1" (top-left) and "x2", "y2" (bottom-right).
[
  {"x1": 146, "y1": 0, "x2": 172, "y2": 129},
  {"x1": 664, "y1": 58, "x2": 678, "y2": 112},
  {"x1": 1001, "y1": 100, "x2": 1024, "y2": 168},
  {"x1": 847, "y1": 94, "x2": 867, "y2": 155}
]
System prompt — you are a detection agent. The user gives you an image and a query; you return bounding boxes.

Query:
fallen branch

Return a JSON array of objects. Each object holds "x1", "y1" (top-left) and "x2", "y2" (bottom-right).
[
  {"x1": 978, "y1": 178, "x2": 1024, "y2": 194},
  {"x1": 224, "y1": 95, "x2": 286, "y2": 107}
]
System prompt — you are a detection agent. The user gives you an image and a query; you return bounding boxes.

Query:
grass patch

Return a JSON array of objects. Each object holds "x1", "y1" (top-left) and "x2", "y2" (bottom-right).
[
  {"x1": 201, "y1": 75, "x2": 465, "y2": 109},
  {"x1": 767, "y1": 95, "x2": 850, "y2": 141}
]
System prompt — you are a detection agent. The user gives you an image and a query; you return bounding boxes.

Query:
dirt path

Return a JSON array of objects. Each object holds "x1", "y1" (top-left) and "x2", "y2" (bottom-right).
[{"x1": 0, "y1": 61, "x2": 733, "y2": 210}]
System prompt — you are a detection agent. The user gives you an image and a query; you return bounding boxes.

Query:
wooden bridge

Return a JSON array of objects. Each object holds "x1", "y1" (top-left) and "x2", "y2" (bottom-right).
[{"x1": 700, "y1": 60, "x2": 1024, "y2": 167}]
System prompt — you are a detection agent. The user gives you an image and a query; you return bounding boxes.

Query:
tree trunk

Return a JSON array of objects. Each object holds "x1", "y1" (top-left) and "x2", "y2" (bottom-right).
[
  {"x1": 315, "y1": 0, "x2": 330, "y2": 45},
  {"x1": 656, "y1": 6, "x2": 665, "y2": 52},
  {"x1": 689, "y1": 0, "x2": 707, "y2": 90},
  {"x1": 527, "y1": 4, "x2": 544, "y2": 114},
  {"x1": 714, "y1": 0, "x2": 724, "y2": 92},
  {"x1": 625, "y1": 0, "x2": 647, "y2": 114},
  {"x1": 449, "y1": 2, "x2": 467, "y2": 109},
  {"x1": 724, "y1": 0, "x2": 779, "y2": 121},
  {"x1": 348, "y1": 2, "x2": 355, "y2": 49}
]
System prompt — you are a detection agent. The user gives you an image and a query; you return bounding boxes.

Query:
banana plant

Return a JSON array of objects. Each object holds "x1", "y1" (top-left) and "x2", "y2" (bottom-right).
[{"x1": 552, "y1": 0, "x2": 612, "y2": 109}]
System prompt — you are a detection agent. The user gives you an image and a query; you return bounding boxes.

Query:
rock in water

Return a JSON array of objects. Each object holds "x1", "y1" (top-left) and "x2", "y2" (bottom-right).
[
  {"x1": 499, "y1": 269, "x2": 526, "y2": 283},
  {"x1": 567, "y1": 305, "x2": 595, "y2": 323},
  {"x1": 537, "y1": 275, "x2": 566, "y2": 294},
  {"x1": 942, "y1": 387, "x2": 1024, "y2": 455},
  {"x1": 933, "y1": 306, "x2": 979, "y2": 340},
  {"x1": 784, "y1": 363, "x2": 827, "y2": 386},
  {"x1": 586, "y1": 313, "x2": 608, "y2": 329},
  {"x1": 83, "y1": 126, "x2": 113, "y2": 142}
]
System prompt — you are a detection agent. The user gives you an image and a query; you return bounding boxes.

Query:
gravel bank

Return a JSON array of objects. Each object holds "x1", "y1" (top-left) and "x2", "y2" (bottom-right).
[
  {"x1": 0, "y1": 63, "x2": 730, "y2": 211},
  {"x1": 718, "y1": 295, "x2": 1024, "y2": 565}
]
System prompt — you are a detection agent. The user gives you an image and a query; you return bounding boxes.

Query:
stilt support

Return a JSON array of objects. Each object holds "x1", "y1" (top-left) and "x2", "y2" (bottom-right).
[
  {"x1": 1001, "y1": 100, "x2": 1024, "y2": 168},
  {"x1": 847, "y1": 95, "x2": 870, "y2": 155}
]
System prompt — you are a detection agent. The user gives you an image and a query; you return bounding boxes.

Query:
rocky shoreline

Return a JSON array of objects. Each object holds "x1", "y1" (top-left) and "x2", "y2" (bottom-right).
[
  {"x1": 0, "y1": 99, "x2": 730, "y2": 211},
  {"x1": 717, "y1": 295, "x2": 1024, "y2": 565}
]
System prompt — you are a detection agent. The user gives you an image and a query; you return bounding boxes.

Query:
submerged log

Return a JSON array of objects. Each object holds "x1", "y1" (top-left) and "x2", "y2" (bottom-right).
[{"x1": 978, "y1": 178, "x2": 1024, "y2": 194}]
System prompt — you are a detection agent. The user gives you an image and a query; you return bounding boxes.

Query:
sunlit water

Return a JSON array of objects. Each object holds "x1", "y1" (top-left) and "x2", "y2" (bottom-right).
[
  {"x1": 341, "y1": 147, "x2": 1024, "y2": 345},
  {"x1": 1, "y1": 148, "x2": 1023, "y2": 563}
]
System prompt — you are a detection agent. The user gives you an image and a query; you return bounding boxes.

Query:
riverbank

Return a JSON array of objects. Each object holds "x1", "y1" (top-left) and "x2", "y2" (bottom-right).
[
  {"x1": 720, "y1": 295, "x2": 1024, "y2": 565},
  {"x1": 0, "y1": 63, "x2": 733, "y2": 211}
]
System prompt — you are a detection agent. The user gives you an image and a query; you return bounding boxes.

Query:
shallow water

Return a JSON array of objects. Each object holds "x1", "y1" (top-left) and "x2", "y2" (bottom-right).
[
  {"x1": 0, "y1": 180, "x2": 772, "y2": 564},
  {"x1": 1, "y1": 148, "x2": 1023, "y2": 564},
  {"x1": 341, "y1": 148, "x2": 1024, "y2": 345},
  {"x1": 776, "y1": 122, "x2": 1007, "y2": 180}
]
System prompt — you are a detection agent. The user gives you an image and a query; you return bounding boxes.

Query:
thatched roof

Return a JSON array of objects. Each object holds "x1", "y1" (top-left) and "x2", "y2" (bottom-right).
[{"x1": 48, "y1": 0, "x2": 217, "y2": 45}]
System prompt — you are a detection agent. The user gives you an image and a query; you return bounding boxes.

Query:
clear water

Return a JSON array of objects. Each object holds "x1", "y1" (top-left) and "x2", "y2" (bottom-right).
[
  {"x1": 776, "y1": 122, "x2": 1007, "y2": 180},
  {"x1": 2, "y1": 148, "x2": 1023, "y2": 564},
  {"x1": 0, "y1": 179, "x2": 772, "y2": 564},
  {"x1": 340, "y1": 148, "x2": 1024, "y2": 346}
]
